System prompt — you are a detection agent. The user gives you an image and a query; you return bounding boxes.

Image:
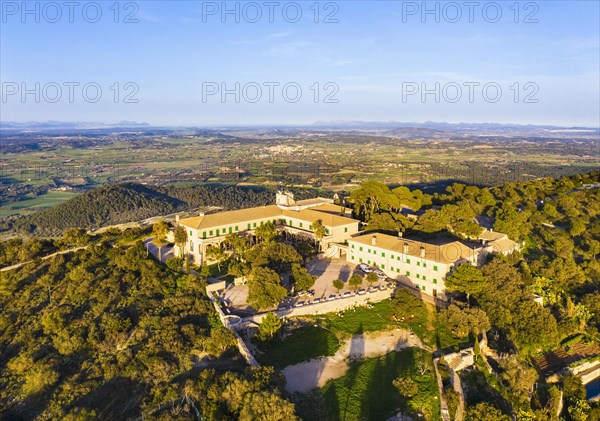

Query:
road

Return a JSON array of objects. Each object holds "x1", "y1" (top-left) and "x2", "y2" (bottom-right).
[{"x1": 0, "y1": 246, "x2": 88, "y2": 273}]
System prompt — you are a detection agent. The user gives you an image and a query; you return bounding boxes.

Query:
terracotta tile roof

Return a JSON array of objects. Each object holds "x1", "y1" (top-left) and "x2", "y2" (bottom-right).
[
  {"x1": 178, "y1": 205, "x2": 282, "y2": 230},
  {"x1": 178, "y1": 203, "x2": 359, "y2": 231},
  {"x1": 283, "y1": 207, "x2": 358, "y2": 227},
  {"x1": 349, "y1": 233, "x2": 478, "y2": 264}
]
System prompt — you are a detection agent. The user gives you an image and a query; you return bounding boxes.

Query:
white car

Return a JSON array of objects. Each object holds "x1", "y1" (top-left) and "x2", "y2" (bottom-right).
[
  {"x1": 359, "y1": 264, "x2": 373, "y2": 273},
  {"x1": 374, "y1": 269, "x2": 386, "y2": 279}
]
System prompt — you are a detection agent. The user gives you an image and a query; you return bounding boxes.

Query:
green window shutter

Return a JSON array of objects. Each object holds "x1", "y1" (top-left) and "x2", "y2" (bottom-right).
[
  {"x1": 381, "y1": 264, "x2": 385, "y2": 269},
  {"x1": 382, "y1": 252, "x2": 385, "y2": 257},
  {"x1": 344, "y1": 227, "x2": 348, "y2": 233},
  {"x1": 202, "y1": 231, "x2": 206, "y2": 238},
  {"x1": 433, "y1": 265, "x2": 438, "y2": 271},
  {"x1": 351, "y1": 244, "x2": 354, "y2": 249},
  {"x1": 433, "y1": 278, "x2": 438, "y2": 284},
  {"x1": 406, "y1": 258, "x2": 411, "y2": 264},
  {"x1": 359, "y1": 247, "x2": 363, "y2": 251},
  {"x1": 253, "y1": 223, "x2": 256, "y2": 228},
  {"x1": 423, "y1": 263, "x2": 427, "y2": 268},
  {"x1": 247, "y1": 223, "x2": 251, "y2": 229},
  {"x1": 423, "y1": 276, "x2": 426, "y2": 280},
  {"x1": 300, "y1": 222, "x2": 303, "y2": 228},
  {"x1": 351, "y1": 256, "x2": 354, "y2": 260},
  {"x1": 229, "y1": 227, "x2": 232, "y2": 233},
  {"x1": 416, "y1": 274, "x2": 420, "y2": 279},
  {"x1": 359, "y1": 258, "x2": 363, "y2": 262},
  {"x1": 422, "y1": 285, "x2": 426, "y2": 291},
  {"x1": 406, "y1": 271, "x2": 410, "y2": 276},
  {"x1": 415, "y1": 284, "x2": 419, "y2": 289},
  {"x1": 209, "y1": 230, "x2": 213, "y2": 236},
  {"x1": 189, "y1": 230, "x2": 192, "y2": 236},
  {"x1": 235, "y1": 226, "x2": 238, "y2": 231},
  {"x1": 417, "y1": 261, "x2": 420, "y2": 266}
]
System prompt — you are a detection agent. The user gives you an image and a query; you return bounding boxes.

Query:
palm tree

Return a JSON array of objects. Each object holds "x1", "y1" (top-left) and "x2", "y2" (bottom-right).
[{"x1": 311, "y1": 220, "x2": 327, "y2": 252}]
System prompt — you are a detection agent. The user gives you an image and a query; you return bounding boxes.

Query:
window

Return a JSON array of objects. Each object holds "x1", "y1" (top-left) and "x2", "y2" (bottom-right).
[
  {"x1": 382, "y1": 252, "x2": 385, "y2": 257},
  {"x1": 406, "y1": 271, "x2": 410, "y2": 276},
  {"x1": 216, "y1": 229, "x2": 219, "y2": 235},
  {"x1": 209, "y1": 230, "x2": 213, "y2": 236},
  {"x1": 397, "y1": 268, "x2": 400, "y2": 273},
  {"x1": 359, "y1": 258, "x2": 363, "y2": 262},
  {"x1": 344, "y1": 227, "x2": 348, "y2": 233},
  {"x1": 367, "y1": 248, "x2": 371, "y2": 254},
  {"x1": 391, "y1": 255, "x2": 394, "y2": 260},
  {"x1": 421, "y1": 285, "x2": 426, "y2": 291},
  {"x1": 351, "y1": 244, "x2": 355, "y2": 249},
  {"x1": 247, "y1": 223, "x2": 251, "y2": 230},
  {"x1": 359, "y1": 247, "x2": 363, "y2": 251},
  {"x1": 273, "y1": 219, "x2": 276, "y2": 224},
  {"x1": 423, "y1": 263, "x2": 427, "y2": 268},
  {"x1": 433, "y1": 278, "x2": 438, "y2": 284},
  {"x1": 229, "y1": 227, "x2": 232, "y2": 233},
  {"x1": 189, "y1": 230, "x2": 192, "y2": 236},
  {"x1": 416, "y1": 274, "x2": 420, "y2": 279},
  {"x1": 253, "y1": 222, "x2": 256, "y2": 228},
  {"x1": 417, "y1": 261, "x2": 421, "y2": 266},
  {"x1": 202, "y1": 231, "x2": 206, "y2": 238},
  {"x1": 351, "y1": 256, "x2": 354, "y2": 261},
  {"x1": 326, "y1": 229, "x2": 330, "y2": 234},
  {"x1": 433, "y1": 265, "x2": 438, "y2": 271},
  {"x1": 406, "y1": 258, "x2": 411, "y2": 264},
  {"x1": 300, "y1": 222, "x2": 303, "y2": 228},
  {"x1": 415, "y1": 284, "x2": 419, "y2": 289},
  {"x1": 381, "y1": 264, "x2": 385, "y2": 269},
  {"x1": 390, "y1": 266, "x2": 394, "y2": 271},
  {"x1": 368, "y1": 260, "x2": 371, "y2": 265},
  {"x1": 235, "y1": 226, "x2": 238, "y2": 231},
  {"x1": 189, "y1": 241, "x2": 193, "y2": 251},
  {"x1": 423, "y1": 276, "x2": 426, "y2": 280}
]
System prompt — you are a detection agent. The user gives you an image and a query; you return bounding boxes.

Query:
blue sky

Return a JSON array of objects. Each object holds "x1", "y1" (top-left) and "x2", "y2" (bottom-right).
[{"x1": 1, "y1": 1, "x2": 599, "y2": 126}]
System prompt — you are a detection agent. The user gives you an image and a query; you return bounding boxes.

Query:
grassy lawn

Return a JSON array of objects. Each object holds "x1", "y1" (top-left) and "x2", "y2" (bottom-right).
[
  {"x1": 0, "y1": 191, "x2": 80, "y2": 215},
  {"x1": 256, "y1": 325, "x2": 340, "y2": 368},
  {"x1": 297, "y1": 347, "x2": 440, "y2": 421},
  {"x1": 308, "y1": 298, "x2": 469, "y2": 351},
  {"x1": 310, "y1": 300, "x2": 396, "y2": 337}
]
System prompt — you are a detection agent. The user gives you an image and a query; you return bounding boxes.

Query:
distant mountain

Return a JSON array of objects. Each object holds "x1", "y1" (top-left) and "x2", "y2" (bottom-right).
[{"x1": 0, "y1": 121, "x2": 150, "y2": 129}]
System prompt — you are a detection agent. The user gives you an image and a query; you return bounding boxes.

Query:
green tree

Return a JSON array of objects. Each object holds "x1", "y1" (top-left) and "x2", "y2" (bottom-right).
[
  {"x1": 152, "y1": 220, "x2": 169, "y2": 262},
  {"x1": 349, "y1": 181, "x2": 400, "y2": 220},
  {"x1": 247, "y1": 267, "x2": 287, "y2": 310},
  {"x1": 224, "y1": 233, "x2": 249, "y2": 260},
  {"x1": 445, "y1": 263, "x2": 486, "y2": 305},
  {"x1": 206, "y1": 245, "x2": 227, "y2": 273},
  {"x1": 173, "y1": 225, "x2": 188, "y2": 258},
  {"x1": 392, "y1": 377, "x2": 418, "y2": 398},
  {"x1": 257, "y1": 312, "x2": 283, "y2": 341},
  {"x1": 333, "y1": 279, "x2": 344, "y2": 293},
  {"x1": 255, "y1": 221, "x2": 277, "y2": 243},
  {"x1": 311, "y1": 220, "x2": 327, "y2": 251},
  {"x1": 391, "y1": 289, "x2": 426, "y2": 324},
  {"x1": 467, "y1": 402, "x2": 511, "y2": 421},
  {"x1": 366, "y1": 272, "x2": 379, "y2": 285},
  {"x1": 290, "y1": 264, "x2": 316, "y2": 292},
  {"x1": 348, "y1": 274, "x2": 363, "y2": 291}
]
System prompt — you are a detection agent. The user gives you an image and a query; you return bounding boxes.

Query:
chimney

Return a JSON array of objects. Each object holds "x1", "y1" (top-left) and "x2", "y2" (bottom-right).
[
  {"x1": 175, "y1": 215, "x2": 180, "y2": 222},
  {"x1": 398, "y1": 230, "x2": 403, "y2": 238},
  {"x1": 420, "y1": 246, "x2": 425, "y2": 258},
  {"x1": 371, "y1": 235, "x2": 377, "y2": 246},
  {"x1": 403, "y1": 242, "x2": 408, "y2": 254}
]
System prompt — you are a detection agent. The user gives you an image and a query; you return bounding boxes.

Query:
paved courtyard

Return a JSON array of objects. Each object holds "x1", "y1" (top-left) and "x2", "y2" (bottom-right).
[{"x1": 222, "y1": 256, "x2": 391, "y2": 316}]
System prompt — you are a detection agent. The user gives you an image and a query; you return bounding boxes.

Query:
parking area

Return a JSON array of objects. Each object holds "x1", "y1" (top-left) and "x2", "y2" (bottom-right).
[{"x1": 221, "y1": 257, "x2": 394, "y2": 316}]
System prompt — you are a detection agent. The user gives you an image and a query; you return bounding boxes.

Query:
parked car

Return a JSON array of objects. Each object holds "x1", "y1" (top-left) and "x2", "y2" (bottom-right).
[
  {"x1": 313, "y1": 298, "x2": 321, "y2": 304},
  {"x1": 374, "y1": 270, "x2": 387, "y2": 280},
  {"x1": 357, "y1": 288, "x2": 366, "y2": 295},
  {"x1": 359, "y1": 263, "x2": 373, "y2": 273},
  {"x1": 343, "y1": 291, "x2": 353, "y2": 298},
  {"x1": 295, "y1": 301, "x2": 305, "y2": 307},
  {"x1": 329, "y1": 294, "x2": 339, "y2": 300}
]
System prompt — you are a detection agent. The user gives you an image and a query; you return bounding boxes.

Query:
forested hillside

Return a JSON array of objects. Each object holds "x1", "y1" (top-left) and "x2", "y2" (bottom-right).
[
  {"x1": 2, "y1": 183, "x2": 324, "y2": 236},
  {"x1": 0, "y1": 237, "x2": 297, "y2": 420}
]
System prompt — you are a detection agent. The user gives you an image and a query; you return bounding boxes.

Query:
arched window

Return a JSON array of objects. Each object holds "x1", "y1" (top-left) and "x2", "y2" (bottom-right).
[{"x1": 189, "y1": 240, "x2": 194, "y2": 252}]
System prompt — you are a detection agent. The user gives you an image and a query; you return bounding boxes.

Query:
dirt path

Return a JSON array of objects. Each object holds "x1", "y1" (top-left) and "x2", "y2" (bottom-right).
[
  {"x1": 0, "y1": 246, "x2": 87, "y2": 273},
  {"x1": 283, "y1": 329, "x2": 423, "y2": 393}
]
